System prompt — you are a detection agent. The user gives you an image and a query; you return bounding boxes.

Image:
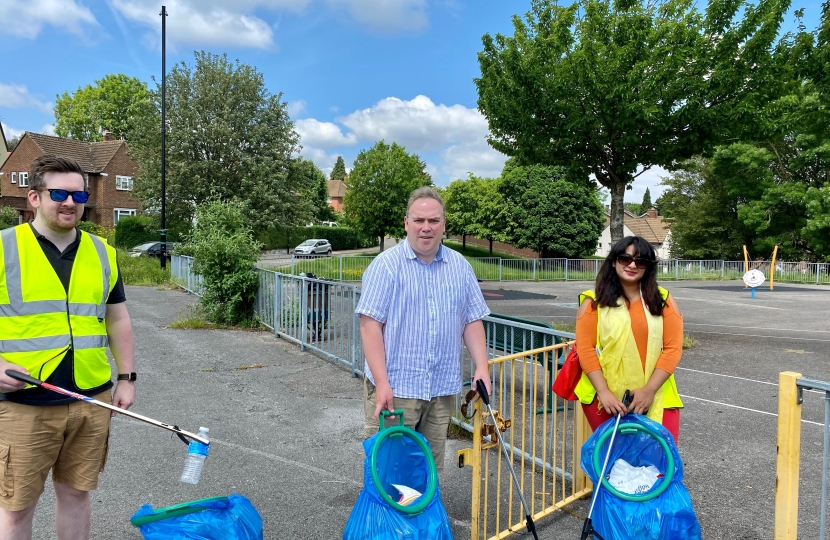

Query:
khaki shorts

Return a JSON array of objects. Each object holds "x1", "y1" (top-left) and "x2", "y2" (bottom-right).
[
  {"x1": 363, "y1": 378, "x2": 455, "y2": 471},
  {"x1": 0, "y1": 391, "x2": 112, "y2": 511}
]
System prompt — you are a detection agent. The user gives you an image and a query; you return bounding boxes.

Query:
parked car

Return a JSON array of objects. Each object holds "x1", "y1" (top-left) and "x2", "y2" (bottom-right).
[
  {"x1": 129, "y1": 241, "x2": 176, "y2": 258},
  {"x1": 294, "y1": 239, "x2": 332, "y2": 258}
]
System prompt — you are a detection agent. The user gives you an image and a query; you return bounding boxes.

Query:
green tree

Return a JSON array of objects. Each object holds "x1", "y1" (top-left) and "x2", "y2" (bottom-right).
[
  {"x1": 444, "y1": 174, "x2": 482, "y2": 250},
  {"x1": 469, "y1": 177, "x2": 510, "y2": 255},
  {"x1": 54, "y1": 74, "x2": 151, "y2": 141},
  {"x1": 0, "y1": 207, "x2": 19, "y2": 230},
  {"x1": 289, "y1": 157, "x2": 335, "y2": 223},
  {"x1": 330, "y1": 156, "x2": 347, "y2": 181},
  {"x1": 499, "y1": 162, "x2": 604, "y2": 258},
  {"x1": 184, "y1": 198, "x2": 261, "y2": 325},
  {"x1": 129, "y1": 52, "x2": 308, "y2": 235},
  {"x1": 343, "y1": 141, "x2": 431, "y2": 251},
  {"x1": 475, "y1": 0, "x2": 788, "y2": 243},
  {"x1": 638, "y1": 188, "x2": 653, "y2": 215}
]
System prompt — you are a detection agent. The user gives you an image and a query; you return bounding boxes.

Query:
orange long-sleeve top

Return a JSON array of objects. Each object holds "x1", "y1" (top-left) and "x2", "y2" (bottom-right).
[{"x1": 576, "y1": 295, "x2": 683, "y2": 374}]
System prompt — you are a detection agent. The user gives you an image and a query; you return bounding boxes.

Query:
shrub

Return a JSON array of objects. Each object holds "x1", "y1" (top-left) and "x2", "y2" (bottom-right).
[
  {"x1": 116, "y1": 249, "x2": 171, "y2": 285},
  {"x1": 114, "y1": 215, "x2": 157, "y2": 249},
  {"x1": 0, "y1": 207, "x2": 19, "y2": 230},
  {"x1": 77, "y1": 220, "x2": 108, "y2": 238},
  {"x1": 182, "y1": 199, "x2": 261, "y2": 325}
]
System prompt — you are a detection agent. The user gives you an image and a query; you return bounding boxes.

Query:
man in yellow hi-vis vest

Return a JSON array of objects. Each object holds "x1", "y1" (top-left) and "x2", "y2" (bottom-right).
[{"x1": 0, "y1": 155, "x2": 136, "y2": 540}]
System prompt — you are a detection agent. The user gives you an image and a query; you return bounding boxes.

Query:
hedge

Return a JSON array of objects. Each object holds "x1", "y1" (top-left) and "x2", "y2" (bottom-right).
[
  {"x1": 258, "y1": 226, "x2": 374, "y2": 251},
  {"x1": 113, "y1": 216, "x2": 158, "y2": 249}
]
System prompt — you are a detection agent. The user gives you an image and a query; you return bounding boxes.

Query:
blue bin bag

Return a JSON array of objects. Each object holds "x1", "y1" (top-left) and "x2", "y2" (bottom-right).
[
  {"x1": 342, "y1": 431, "x2": 453, "y2": 540},
  {"x1": 581, "y1": 414, "x2": 702, "y2": 540},
  {"x1": 131, "y1": 494, "x2": 263, "y2": 540}
]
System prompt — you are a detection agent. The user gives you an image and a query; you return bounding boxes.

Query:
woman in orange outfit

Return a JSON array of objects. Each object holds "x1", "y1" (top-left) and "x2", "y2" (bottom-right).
[{"x1": 575, "y1": 236, "x2": 683, "y2": 441}]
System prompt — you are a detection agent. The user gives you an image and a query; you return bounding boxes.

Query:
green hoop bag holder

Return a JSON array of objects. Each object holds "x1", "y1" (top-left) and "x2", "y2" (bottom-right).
[
  {"x1": 130, "y1": 494, "x2": 263, "y2": 539},
  {"x1": 342, "y1": 410, "x2": 453, "y2": 540}
]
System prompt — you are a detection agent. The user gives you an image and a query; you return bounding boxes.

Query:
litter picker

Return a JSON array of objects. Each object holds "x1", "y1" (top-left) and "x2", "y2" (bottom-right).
[
  {"x1": 476, "y1": 378, "x2": 539, "y2": 540},
  {"x1": 581, "y1": 390, "x2": 632, "y2": 540},
  {"x1": 4, "y1": 370, "x2": 208, "y2": 446}
]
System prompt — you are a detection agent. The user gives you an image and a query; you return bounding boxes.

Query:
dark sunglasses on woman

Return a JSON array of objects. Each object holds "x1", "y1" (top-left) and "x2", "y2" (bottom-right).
[
  {"x1": 37, "y1": 188, "x2": 90, "y2": 204},
  {"x1": 617, "y1": 253, "x2": 654, "y2": 269}
]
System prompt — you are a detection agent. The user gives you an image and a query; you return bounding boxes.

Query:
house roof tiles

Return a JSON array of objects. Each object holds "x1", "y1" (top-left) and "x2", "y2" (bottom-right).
[
  {"x1": 604, "y1": 211, "x2": 669, "y2": 244},
  {"x1": 26, "y1": 132, "x2": 125, "y2": 173},
  {"x1": 328, "y1": 179, "x2": 347, "y2": 198}
]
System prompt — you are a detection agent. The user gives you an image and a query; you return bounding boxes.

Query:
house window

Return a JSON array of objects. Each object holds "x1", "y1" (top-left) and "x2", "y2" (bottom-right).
[
  {"x1": 10, "y1": 172, "x2": 16, "y2": 184},
  {"x1": 327, "y1": 197, "x2": 332, "y2": 203},
  {"x1": 18, "y1": 173, "x2": 28, "y2": 187},
  {"x1": 116, "y1": 175, "x2": 133, "y2": 191},
  {"x1": 113, "y1": 208, "x2": 136, "y2": 224}
]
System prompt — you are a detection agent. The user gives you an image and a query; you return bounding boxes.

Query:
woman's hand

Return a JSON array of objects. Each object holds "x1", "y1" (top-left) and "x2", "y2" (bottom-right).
[
  {"x1": 628, "y1": 386, "x2": 657, "y2": 415},
  {"x1": 597, "y1": 388, "x2": 627, "y2": 416}
]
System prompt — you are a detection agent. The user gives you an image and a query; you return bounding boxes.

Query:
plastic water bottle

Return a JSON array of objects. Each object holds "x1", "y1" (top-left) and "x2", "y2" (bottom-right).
[{"x1": 180, "y1": 427, "x2": 209, "y2": 484}]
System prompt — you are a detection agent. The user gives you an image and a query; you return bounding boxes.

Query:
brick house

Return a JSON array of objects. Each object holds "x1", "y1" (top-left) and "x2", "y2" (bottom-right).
[
  {"x1": 327, "y1": 179, "x2": 346, "y2": 213},
  {"x1": 0, "y1": 123, "x2": 8, "y2": 169},
  {"x1": 0, "y1": 132, "x2": 141, "y2": 227}
]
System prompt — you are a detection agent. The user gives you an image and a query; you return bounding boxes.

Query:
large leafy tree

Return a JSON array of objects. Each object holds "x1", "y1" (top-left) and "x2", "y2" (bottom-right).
[
  {"x1": 289, "y1": 157, "x2": 335, "y2": 223},
  {"x1": 54, "y1": 74, "x2": 151, "y2": 141},
  {"x1": 130, "y1": 52, "x2": 308, "y2": 235},
  {"x1": 476, "y1": 0, "x2": 789, "y2": 242},
  {"x1": 444, "y1": 174, "x2": 482, "y2": 250},
  {"x1": 470, "y1": 177, "x2": 510, "y2": 256},
  {"x1": 330, "y1": 156, "x2": 347, "y2": 181},
  {"x1": 499, "y1": 161, "x2": 604, "y2": 258},
  {"x1": 343, "y1": 141, "x2": 431, "y2": 251}
]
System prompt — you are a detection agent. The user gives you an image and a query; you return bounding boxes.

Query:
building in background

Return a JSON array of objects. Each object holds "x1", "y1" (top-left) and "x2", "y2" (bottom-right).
[
  {"x1": 0, "y1": 123, "x2": 8, "y2": 169},
  {"x1": 0, "y1": 131, "x2": 140, "y2": 227},
  {"x1": 327, "y1": 179, "x2": 347, "y2": 213},
  {"x1": 595, "y1": 207, "x2": 672, "y2": 259}
]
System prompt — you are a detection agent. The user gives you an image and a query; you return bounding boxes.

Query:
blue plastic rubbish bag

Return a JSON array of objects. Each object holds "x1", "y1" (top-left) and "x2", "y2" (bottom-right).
[
  {"x1": 131, "y1": 493, "x2": 263, "y2": 540},
  {"x1": 343, "y1": 420, "x2": 453, "y2": 540},
  {"x1": 581, "y1": 414, "x2": 701, "y2": 540}
]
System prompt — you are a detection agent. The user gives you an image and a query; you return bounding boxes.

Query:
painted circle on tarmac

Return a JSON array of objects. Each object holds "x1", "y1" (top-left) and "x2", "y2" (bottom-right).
[{"x1": 743, "y1": 269, "x2": 766, "y2": 288}]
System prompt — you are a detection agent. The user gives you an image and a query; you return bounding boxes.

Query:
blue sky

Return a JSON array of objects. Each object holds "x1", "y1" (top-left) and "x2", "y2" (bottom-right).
[{"x1": 0, "y1": 0, "x2": 824, "y2": 203}]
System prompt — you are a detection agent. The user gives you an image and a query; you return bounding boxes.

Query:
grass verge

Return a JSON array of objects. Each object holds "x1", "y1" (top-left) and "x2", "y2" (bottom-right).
[
  {"x1": 117, "y1": 250, "x2": 172, "y2": 286},
  {"x1": 683, "y1": 333, "x2": 697, "y2": 349}
]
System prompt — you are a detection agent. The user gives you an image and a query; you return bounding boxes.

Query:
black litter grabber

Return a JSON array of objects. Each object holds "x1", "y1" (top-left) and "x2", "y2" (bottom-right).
[
  {"x1": 581, "y1": 390, "x2": 632, "y2": 540},
  {"x1": 475, "y1": 379, "x2": 539, "y2": 540}
]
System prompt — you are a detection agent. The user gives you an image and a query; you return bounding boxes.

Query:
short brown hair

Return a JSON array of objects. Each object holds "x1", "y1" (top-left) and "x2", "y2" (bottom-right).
[
  {"x1": 30, "y1": 155, "x2": 87, "y2": 191},
  {"x1": 406, "y1": 186, "x2": 444, "y2": 216}
]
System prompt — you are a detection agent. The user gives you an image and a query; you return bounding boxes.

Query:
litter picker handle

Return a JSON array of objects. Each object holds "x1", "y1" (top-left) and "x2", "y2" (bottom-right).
[
  {"x1": 622, "y1": 389, "x2": 632, "y2": 408},
  {"x1": 475, "y1": 378, "x2": 490, "y2": 406},
  {"x1": 5, "y1": 370, "x2": 208, "y2": 446}
]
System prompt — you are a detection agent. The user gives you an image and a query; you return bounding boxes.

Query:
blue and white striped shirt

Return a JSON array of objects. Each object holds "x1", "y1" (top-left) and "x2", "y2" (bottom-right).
[{"x1": 355, "y1": 241, "x2": 490, "y2": 400}]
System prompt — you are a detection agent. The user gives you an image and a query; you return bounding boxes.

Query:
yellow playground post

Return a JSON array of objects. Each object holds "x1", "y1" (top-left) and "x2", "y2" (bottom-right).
[
  {"x1": 770, "y1": 245, "x2": 779, "y2": 290},
  {"x1": 743, "y1": 245, "x2": 749, "y2": 288}
]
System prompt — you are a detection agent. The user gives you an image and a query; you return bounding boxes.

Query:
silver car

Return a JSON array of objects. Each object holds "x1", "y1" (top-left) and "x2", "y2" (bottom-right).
[{"x1": 294, "y1": 239, "x2": 332, "y2": 258}]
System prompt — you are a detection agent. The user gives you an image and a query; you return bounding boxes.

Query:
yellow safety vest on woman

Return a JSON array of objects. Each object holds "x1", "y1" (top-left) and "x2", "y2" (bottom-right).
[
  {"x1": 573, "y1": 287, "x2": 683, "y2": 424},
  {"x1": 0, "y1": 224, "x2": 118, "y2": 390}
]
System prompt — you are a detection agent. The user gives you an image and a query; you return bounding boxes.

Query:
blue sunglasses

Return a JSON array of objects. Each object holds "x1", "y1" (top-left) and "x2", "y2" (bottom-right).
[{"x1": 37, "y1": 188, "x2": 90, "y2": 204}]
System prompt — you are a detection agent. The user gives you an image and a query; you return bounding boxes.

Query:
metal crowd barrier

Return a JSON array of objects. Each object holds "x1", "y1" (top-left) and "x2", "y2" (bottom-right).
[
  {"x1": 170, "y1": 255, "x2": 203, "y2": 296},
  {"x1": 775, "y1": 372, "x2": 830, "y2": 539},
  {"x1": 457, "y1": 343, "x2": 592, "y2": 540}
]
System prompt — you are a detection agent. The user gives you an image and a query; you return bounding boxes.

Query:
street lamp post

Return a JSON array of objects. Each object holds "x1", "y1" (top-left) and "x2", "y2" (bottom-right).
[{"x1": 159, "y1": 6, "x2": 168, "y2": 269}]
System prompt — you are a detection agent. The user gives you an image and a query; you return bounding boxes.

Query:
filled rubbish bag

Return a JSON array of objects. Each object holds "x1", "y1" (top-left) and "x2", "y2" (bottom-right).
[
  {"x1": 131, "y1": 494, "x2": 263, "y2": 540},
  {"x1": 581, "y1": 413, "x2": 701, "y2": 540},
  {"x1": 343, "y1": 413, "x2": 453, "y2": 540}
]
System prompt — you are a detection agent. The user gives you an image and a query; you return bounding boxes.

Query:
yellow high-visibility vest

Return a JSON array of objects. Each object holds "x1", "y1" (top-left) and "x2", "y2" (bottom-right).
[
  {"x1": 574, "y1": 287, "x2": 683, "y2": 424},
  {"x1": 0, "y1": 224, "x2": 117, "y2": 390}
]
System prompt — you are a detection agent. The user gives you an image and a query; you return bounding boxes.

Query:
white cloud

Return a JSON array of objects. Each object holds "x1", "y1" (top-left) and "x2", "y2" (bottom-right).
[
  {"x1": 2, "y1": 123, "x2": 25, "y2": 140},
  {"x1": 339, "y1": 95, "x2": 489, "y2": 153},
  {"x1": 631, "y1": 165, "x2": 670, "y2": 202},
  {"x1": 439, "y1": 139, "x2": 507, "y2": 184},
  {"x1": 0, "y1": 0, "x2": 98, "y2": 39},
  {"x1": 295, "y1": 119, "x2": 357, "y2": 148},
  {"x1": 112, "y1": 0, "x2": 308, "y2": 49},
  {"x1": 325, "y1": 0, "x2": 427, "y2": 32},
  {"x1": 297, "y1": 146, "x2": 342, "y2": 176},
  {"x1": 41, "y1": 124, "x2": 56, "y2": 136},
  {"x1": 0, "y1": 83, "x2": 54, "y2": 114},
  {"x1": 287, "y1": 100, "x2": 306, "y2": 118}
]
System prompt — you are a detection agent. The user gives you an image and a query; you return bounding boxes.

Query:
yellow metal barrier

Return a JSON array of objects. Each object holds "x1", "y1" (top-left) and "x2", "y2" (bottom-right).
[
  {"x1": 774, "y1": 371, "x2": 803, "y2": 540},
  {"x1": 458, "y1": 342, "x2": 593, "y2": 540}
]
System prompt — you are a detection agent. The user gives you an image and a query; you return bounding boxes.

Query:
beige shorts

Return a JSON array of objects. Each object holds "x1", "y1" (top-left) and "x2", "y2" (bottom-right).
[
  {"x1": 363, "y1": 378, "x2": 455, "y2": 471},
  {"x1": 0, "y1": 391, "x2": 112, "y2": 511}
]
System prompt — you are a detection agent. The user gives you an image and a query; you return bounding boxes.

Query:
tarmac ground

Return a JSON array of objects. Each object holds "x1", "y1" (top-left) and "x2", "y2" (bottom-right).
[{"x1": 25, "y1": 279, "x2": 830, "y2": 539}]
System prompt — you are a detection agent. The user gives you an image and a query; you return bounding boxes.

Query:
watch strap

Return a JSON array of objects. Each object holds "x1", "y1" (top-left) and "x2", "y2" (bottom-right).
[{"x1": 117, "y1": 372, "x2": 137, "y2": 382}]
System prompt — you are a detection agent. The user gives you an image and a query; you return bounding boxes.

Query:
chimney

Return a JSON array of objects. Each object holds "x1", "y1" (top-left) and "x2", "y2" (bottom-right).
[
  {"x1": 647, "y1": 207, "x2": 658, "y2": 218},
  {"x1": 102, "y1": 130, "x2": 115, "y2": 141}
]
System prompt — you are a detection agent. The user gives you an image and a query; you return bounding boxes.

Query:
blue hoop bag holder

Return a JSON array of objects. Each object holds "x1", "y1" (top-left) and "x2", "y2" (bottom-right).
[
  {"x1": 342, "y1": 410, "x2": 453, "y2": 540},
  {"x1": 130, "y1": 494, "x2": 263, "y2": 539},
  {"x1": 580, "y1": 413, "x2": 701, "y2": 540}
]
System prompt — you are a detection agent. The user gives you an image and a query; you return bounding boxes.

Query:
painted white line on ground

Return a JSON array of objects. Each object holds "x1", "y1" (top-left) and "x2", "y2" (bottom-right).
[
  {"x1": 672, "y1": 297, "x2": 783, "y2": 310},
  {"x1": 676, "y1": 367, "x2": 777, "y2": 386},
  {"x1": 679, "y1": 394, "x2": 823, "y2": 426},
  {"x1": 685, "y1": 323, "x2": 830, "y2": 334},
  {"x1": 686, "y1": 330, "x2": 830, "y2": 342}
]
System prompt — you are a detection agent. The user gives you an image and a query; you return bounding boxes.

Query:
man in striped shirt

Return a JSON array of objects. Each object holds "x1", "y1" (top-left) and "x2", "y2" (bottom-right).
[{"x1": 355, "y1": 186, "x2": 490, "y2": 470}]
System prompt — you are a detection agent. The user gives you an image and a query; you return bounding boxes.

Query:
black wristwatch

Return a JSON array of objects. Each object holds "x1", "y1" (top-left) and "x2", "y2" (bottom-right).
[{"x1": 117, "y1": 372, "x2": 137, "y2": 382}]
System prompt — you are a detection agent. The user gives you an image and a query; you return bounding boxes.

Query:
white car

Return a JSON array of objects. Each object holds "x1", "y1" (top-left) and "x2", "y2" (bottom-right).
[{"x1": 294, "y1": 239, "x2": 332, "y2": 258}]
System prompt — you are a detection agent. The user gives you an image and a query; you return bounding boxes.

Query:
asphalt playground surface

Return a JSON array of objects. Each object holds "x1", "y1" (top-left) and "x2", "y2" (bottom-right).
[{"x1": 26, "y1": 279, "x2": 830, "y2": 539}]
